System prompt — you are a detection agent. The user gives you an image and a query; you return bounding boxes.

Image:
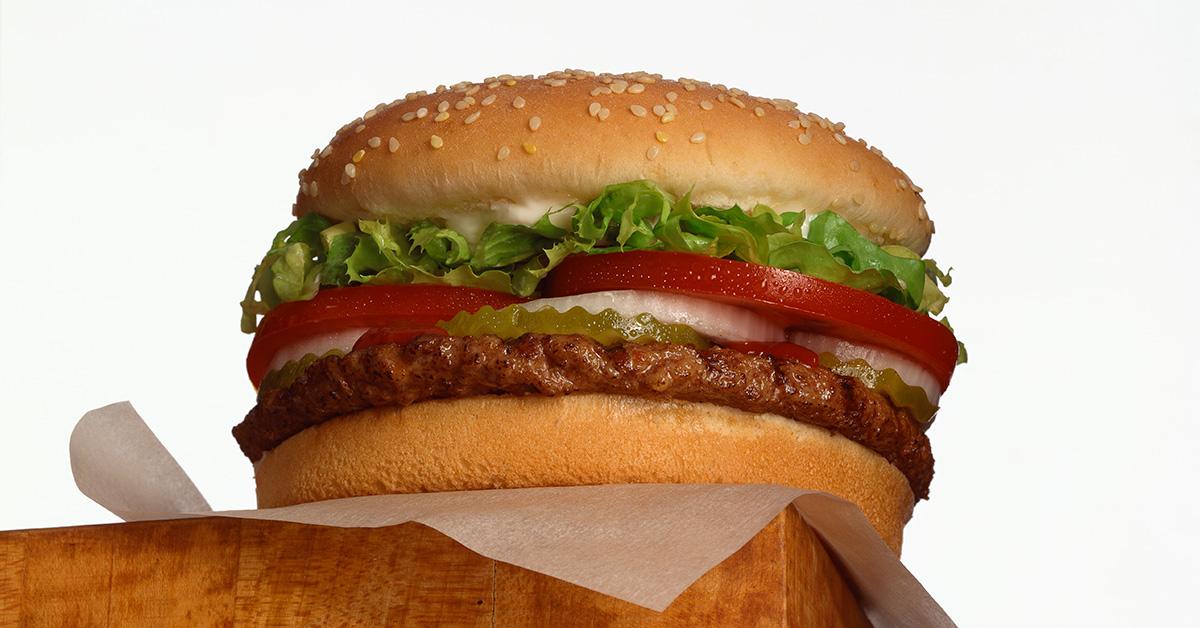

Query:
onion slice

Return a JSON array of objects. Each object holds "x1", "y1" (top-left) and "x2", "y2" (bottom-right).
[
  {"x1": 523, "y1": 290, "x2": 785, "y2": 343},
  {"x1": 787, "y1": 330, "x2": 943, "y2": 403},
  {"x1": 265, "y1": 327, "x2": 367, "y2": 375}
]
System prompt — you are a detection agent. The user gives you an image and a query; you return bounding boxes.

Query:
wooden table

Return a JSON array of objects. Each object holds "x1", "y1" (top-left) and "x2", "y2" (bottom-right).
[{"x1": 0, "y1": 506, "x2": 868, "y2": 626}]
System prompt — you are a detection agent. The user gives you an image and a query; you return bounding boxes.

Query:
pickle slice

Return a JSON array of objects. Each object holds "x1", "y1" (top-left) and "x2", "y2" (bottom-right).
[
  {"x1": 438, "y1": 305, "x2": 710, "y2": 349},
  {"x1": 259, "y1": 349, "x2": 345, "y2": 393},
  {"x1": 819, "y1": 353, "x2": 938, "y2": 427}
]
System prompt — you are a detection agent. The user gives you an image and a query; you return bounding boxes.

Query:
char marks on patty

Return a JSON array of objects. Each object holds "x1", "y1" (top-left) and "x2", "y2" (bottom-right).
[{"x1": 234, "y1": 334, "x2": 934, "y2": 499}]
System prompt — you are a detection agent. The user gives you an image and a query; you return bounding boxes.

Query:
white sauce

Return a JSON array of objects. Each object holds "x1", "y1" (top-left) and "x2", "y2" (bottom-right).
[{"x1": 438, "y1": 197, "x2": 577, "y2": 242}]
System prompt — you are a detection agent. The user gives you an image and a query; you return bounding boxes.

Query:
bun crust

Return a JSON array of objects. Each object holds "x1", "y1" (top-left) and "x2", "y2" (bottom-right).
[
  {"x1": 253, "y1": 394, "x2": 915, "y2": 554},
  {"x1": 294, "y1": 70, "x2": 933, "y2": 253}
]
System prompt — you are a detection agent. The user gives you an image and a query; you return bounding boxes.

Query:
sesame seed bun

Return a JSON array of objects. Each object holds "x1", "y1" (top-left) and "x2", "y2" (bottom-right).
[
  {"x1": 294, "y1": 70, "x2": 934, "y2": 253},
  {"x1": 252, "y1": 394, "x2": 915, "y2": 554}
]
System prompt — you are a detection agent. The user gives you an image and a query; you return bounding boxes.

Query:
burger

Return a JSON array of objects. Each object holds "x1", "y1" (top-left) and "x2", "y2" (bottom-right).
[{"x1": 234, "y1": 70, "x2": 964, "y2": 553}]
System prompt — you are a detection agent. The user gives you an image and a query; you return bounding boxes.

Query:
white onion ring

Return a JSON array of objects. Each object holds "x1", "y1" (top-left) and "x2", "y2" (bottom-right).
[
  {"x1": 787, "y1": 330, "x2": 943, "y2": 403},
  {"x1": 266, "y1": 327, "x2": 368, "y2": 374},
  {"x1": 524, "y1": 290, "x2": 785, "y2": 343}
]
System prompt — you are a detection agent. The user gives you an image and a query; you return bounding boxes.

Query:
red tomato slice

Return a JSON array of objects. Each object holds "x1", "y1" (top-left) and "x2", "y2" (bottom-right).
[
  {"x1": 352, "y1": 325, "x2": 447, "y2": 352},
  {"x1": 543, "y1": 251, "x2": 958, "y2": 388},
  {"x1": 247, "y1": 285, "x2": 524, "y2": 386},
  {"x1": 723, "y1": 341, "x2": 819, "y2": 366}
]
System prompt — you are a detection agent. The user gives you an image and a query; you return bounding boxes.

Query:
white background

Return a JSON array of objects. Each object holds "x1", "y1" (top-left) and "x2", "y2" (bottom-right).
[{"x1": 2, "y1": 1, "x2": 1197, "y2": 625}]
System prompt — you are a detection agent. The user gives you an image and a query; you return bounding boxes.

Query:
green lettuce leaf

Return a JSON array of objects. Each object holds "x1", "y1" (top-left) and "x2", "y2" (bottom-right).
[
  {"x1": 239, "y1": 213, "x2": 331, "y2": 332},
  {"x1": 241, "y1": 180, "x2": 959, "y2": 336}
]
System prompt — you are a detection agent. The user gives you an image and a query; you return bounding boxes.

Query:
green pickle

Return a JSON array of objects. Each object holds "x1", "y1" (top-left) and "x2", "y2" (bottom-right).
[
  {"x1": 438, "y1": 305, "x2": 711, "y2": 349},
  {"x1": 818, "y1": 353, "x2": 938, "y2": 427},
  {"x1": 259, "y1": 349, "x2": 345, "y2": 393}
]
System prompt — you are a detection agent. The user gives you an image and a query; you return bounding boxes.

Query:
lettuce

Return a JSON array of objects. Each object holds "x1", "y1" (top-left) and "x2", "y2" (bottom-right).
[{"x1": 241, "y1": 180, "x2": 956, "y2": 332}]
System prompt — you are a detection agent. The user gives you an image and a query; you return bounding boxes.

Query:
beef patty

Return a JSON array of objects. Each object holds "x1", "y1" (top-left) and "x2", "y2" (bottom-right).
[{"x1": 234, "y1": 333, "x2": 934, "y2": 499}]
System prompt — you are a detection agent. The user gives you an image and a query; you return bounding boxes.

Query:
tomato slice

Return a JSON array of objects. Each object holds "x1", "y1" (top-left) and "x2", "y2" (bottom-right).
[
  {"x1": 543, "y1": 251, "x2": 958, "y2": 388},
  {"x1": 724, "y1": 341, "x2": 819, "y2": 366},
  {"x1": 247, "y1": 285, "x2": 524, "y2": 386}
]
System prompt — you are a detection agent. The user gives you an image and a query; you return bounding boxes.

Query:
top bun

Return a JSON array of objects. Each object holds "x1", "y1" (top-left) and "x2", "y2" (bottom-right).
[{"x1": 294, "y1": 70, "x2": 934, "y2": 253}]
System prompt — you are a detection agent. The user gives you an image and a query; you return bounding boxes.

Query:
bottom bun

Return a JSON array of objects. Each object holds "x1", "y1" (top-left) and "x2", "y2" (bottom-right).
[{"x1": 253, "y1": 393, "x2": 915, "y2": 553}]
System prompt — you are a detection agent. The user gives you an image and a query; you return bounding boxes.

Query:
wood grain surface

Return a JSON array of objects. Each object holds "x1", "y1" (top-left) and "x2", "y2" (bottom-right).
[{"x1": 0, "y1": 507, "x2": 868, "y2": 627}]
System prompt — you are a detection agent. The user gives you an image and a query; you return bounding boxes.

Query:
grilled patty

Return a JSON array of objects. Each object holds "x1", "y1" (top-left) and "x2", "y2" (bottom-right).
[{"x1": 234, "y1": 333, "x2": 934, "y2": 499}]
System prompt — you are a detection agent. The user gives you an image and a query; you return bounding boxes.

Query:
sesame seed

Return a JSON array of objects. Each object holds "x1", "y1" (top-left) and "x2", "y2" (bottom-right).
[
  {"x1": 655, "y1": 131, "x2": 669, "y2": 143},
  {"x1": 434, "y1": 111, "x2": 450, "y2": 122},
  {"x1": 799, "y1": 117, "x2": 812, "y2": 129},
  {"x1": 787, "y1": 120, "x2": 801, "y2": 129},
  {"x1": 834, "y1": 121, "x2": 846, "y2": 132},
  {"x1": 912, "y1": 183, "x2": 924, "y2": 193},
  {"x1": 917, "y1": 202, "x2": 928, "y2": 219},
  {"x1": 512, "y1": 96, "x2": 526, "y2": 109},
  {"x1": 627, "y1": 83, "x2": 646, "y2": 94},
  {"x1": 310, "y1": 181, "x2": 319, "y2": 196},
  {"x1": 388, "y1": 137, "x2": 400, "y2": 153},
  {"x1": 588, "y1": 102, "x2": 602, "y2": 117},
  {"x1": 729, "y1": 97, "x2": 745, "y2": 109},
  {"x1": 505, "y1": 79, "x2": 517, "y2": 86},
  {"x1": 417, "y1": 107, "x2": 429, "y2": 119},
  {"x1": 430, "y1": 135, "x2": 444, "y2": 149},
  {"x1": 636, "y1": 75, "x2": 656, "y2": 84},
  {"x1": 849, "y1": 160, "x2": 861, "y2": 172},
  {"x1": 344, "y1": 163, "x2": 356, "y2": 178},
  {"x1": 689, "y1": 132, "x2": 706, "y2": 143},
  {"x1": 497, "y1": 145, "x2": 511, "y2": 160},
  {"x1": 487, "y1": 81, "x2": 501, "y2": 89},
  {"x1": 354, "y1": 124, "x2": 366, "y2": 133},
  {"x1": 598, "y1": 107, "x2": 610, "y2": 121},
  {"x1": 682, "y1": 82, "x2": 697, "y2": 92},
  {"x1": 546, "y1": 78, "x2": 567, "y2": 87},
  {"x1": 454, "y1": 100, "x2": 469, "y2": 110},
  {"x1": 437, "y1": 101, "x2": 450, "y2": 113},
  {"x1": 630, "y1": 104, "x2": 647, "y2": 117},
  {"x1": 352, "y1": 149, "x2": 366, "y2": 163},
  {"x1": 529, "y1": 116, "x2": 541, "y2": 131},
  {"x1": 590, "y1": 87, "x2": 603, "y2": 96},
  {"x1": 798, "y1": 133, "x2": 812, "y2": 145},
  {"x1": 364, "y1": 109, "x2": 378, "y2": 120},
  {"x1": 466, "y1": 85, "x2": 481, "y2": 96},
  {"x1": 320, "y1": 145, "x2": 333, "y2": 158},
  {"x1": 646, "y1": 145, "x2": 660, "y2": 160},
  {"x1": 897, "y1": 178, "x2": 908, "y2": 190},
  {"x1": 700, "y1": 100, "x2": 714, "y2": 111},
  {"x1": 754, "y1": 107, "x2": 765, "y2": 117},
  {"x1": 611, "y1": 79, "x2": 628, "y2": 93},
  {"x1": 652, "y1": 104, "x2": 666, "y2": 117},
  {"x1": 465, "y1": 111, "x2": 481, "y2": 124},
  {"x1": 522, "y1": 142, "x2": 537, "y2": 154},
  {"x1": 402, "y1": 111, "x2": 417, "y2": 122},
  {"x1": 660, "y1": 112, "x2": 675, "y2": 123},
  {"x1": 481, "y1": 94, "x2": 497, "y2": 106},
  {"x1": 665, "y1": 91, "x2": 678, "y2": 103},
  {"x1": 834, "y1": 133, "x2": 848, "y2": 145},
  {"x1": 852, "y1": 193, "x2": 865, "y2": 205},
  {"x1": 367, "y1": 136, "x2": 382, "y2": 148}
]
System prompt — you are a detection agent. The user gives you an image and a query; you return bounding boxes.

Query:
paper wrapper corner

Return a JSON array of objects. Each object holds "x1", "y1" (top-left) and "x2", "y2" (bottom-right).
[{"x1": 68, "y1": 401, "x2": 953, "y2": 627}]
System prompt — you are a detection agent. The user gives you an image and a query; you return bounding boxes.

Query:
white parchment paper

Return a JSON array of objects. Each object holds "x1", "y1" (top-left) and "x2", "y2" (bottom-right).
[{"x1": 68, "y1": 402, "x2": 953, "y2": 626}]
